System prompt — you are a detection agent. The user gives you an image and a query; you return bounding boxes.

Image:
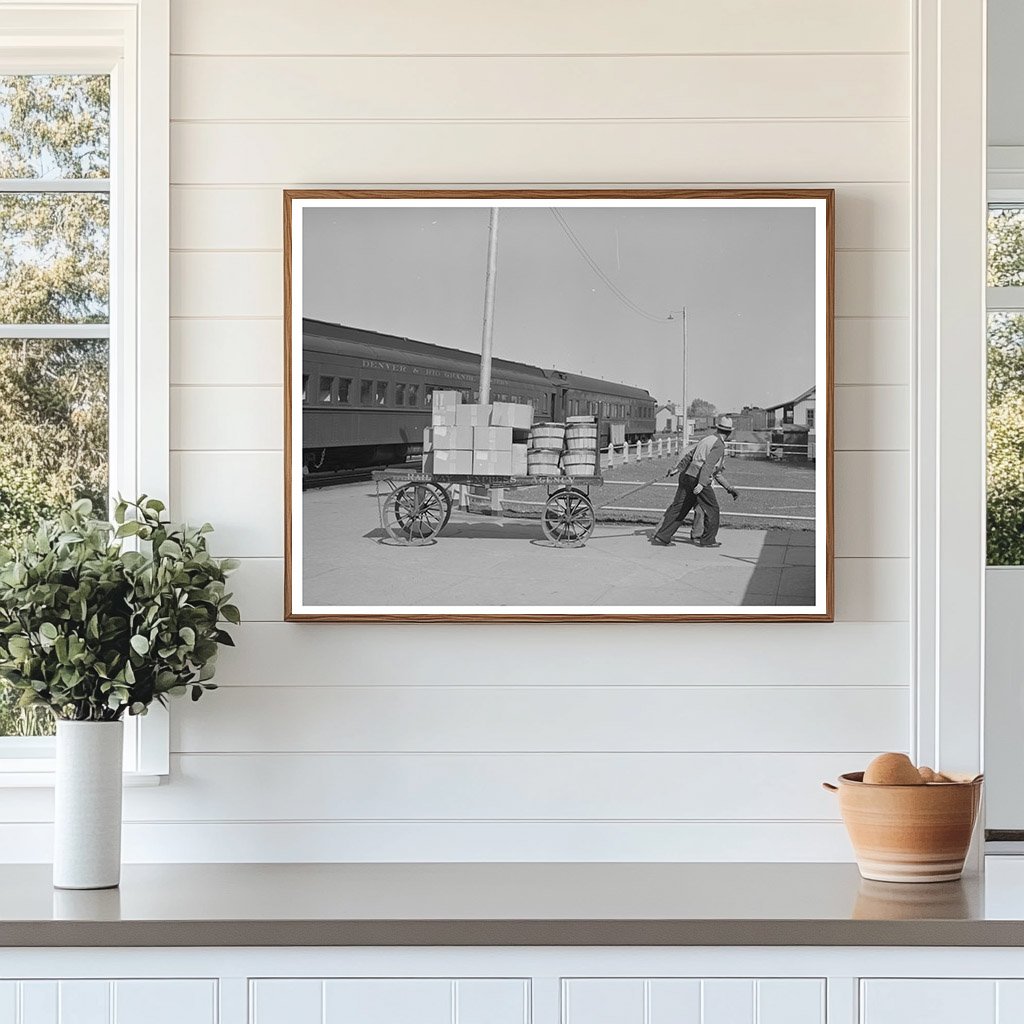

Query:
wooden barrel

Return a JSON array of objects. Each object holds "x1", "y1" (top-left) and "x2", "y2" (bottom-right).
[
  {"x1": 529, "y1": 423, "x2": 566, "y2": 450},
  {"x1": 561, "y1": 449, "x2": 597, "y2": 477},
  {"x1": 527, "y1": 449, "x2": 562, "y2": 477},
  {"x1": 565, "y1": 423, "x2": 599, "y2": 450}
]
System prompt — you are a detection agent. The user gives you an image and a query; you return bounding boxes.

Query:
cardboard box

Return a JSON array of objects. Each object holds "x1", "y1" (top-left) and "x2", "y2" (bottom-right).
[
  {"x1": 429, "y1": 449, "x2": 473, "y2": 475},
  {"x1": 431, "y1": 389, "x2": 462, "y2": 410},
  {"x1": 473, "y1": 425, "x2": 513, "y2": 451},
  {"x1": 511, "y1": 443, "x2": 528, "y2": 477},
  {"x1": 432, "y1": 407, "x2": 459, "y2": 428},
  {"x1": 491, "y1": 402, "x2": 534, "y2": 430},
  {"x1": 473, "y1": 449, "x2": 513, "y2": 476},
  {"x1": 456, "y1": 403, "x2": 491, "y2": 427},
  {"x1": 431, "y1": 424, "x2": 474, "y2": 450}
]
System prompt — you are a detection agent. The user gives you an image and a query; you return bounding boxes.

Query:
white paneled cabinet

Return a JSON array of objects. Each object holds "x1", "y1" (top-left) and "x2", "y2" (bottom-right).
[
  {"x1": 0, "y1": 980, "x2": 216, "y2": 1024},
  {"x1": 860, "y1": 979, "x2": 1024, "y2": 1023},
  {"x1": 250, "y1": 978, "x2": 529, "y2": 1024},
  {"x1": 563, "y1": 978, "x2": 824, "y2": 1024}
]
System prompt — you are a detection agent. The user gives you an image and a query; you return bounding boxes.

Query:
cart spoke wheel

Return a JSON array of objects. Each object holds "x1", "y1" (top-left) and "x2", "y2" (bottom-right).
[
  {"x1": 542, "y1": 488, "x2": 596, "y2": 547},
  {"x1": 383, "y1": 483, "x2": 448, "y2": 545}
]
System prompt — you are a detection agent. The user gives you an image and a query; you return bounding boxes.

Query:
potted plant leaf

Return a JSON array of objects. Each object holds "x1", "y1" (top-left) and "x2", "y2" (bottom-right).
[{"x1": 0, "y1": 497, "x2": 239, "y2": 889}]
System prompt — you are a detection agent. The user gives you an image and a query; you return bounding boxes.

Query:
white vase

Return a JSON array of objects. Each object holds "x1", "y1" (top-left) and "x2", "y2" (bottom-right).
[{"x1": 53, "y1": 720, "x2": 124, "y2": 890}]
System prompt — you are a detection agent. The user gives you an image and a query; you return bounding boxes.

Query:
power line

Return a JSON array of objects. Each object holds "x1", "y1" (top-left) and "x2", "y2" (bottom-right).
[{"x1": 548, "y1": 208, "x2": 669, "y2": 324}]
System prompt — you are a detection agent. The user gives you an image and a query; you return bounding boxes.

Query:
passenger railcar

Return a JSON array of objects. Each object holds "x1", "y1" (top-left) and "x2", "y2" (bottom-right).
[{"x1": 302, "y1": 320, "x2": 656, "y2": 471}]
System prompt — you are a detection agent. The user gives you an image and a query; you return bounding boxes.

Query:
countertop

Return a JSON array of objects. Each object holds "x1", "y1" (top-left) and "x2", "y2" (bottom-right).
[{"x1": 7, "y1": 861, "x2": 1024, "y2": 947}]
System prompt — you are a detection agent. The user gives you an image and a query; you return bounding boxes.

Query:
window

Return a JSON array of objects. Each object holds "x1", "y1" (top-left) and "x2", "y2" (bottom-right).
[
  {"x1": 374, "y1": 380, "x2": 388, "y2": 406},
  {"x1": 0, "y1": 4, "x2": 170, "y2": 775},
  {"x1": 318, "y1": 375, "x2": 334, "y2": 403},
  {"x1": 337, "y1": 377, "x2": 351, "y2": 403},
  {"x1": 806, "y1": 408, "x2": 815, "y2": 429},
  {"x1": 406, "y1": 383, "x2": 419, "y2": 406},
  {"x1": 424, "y1": 385, "x2": 434, "y2": 405},
  {"x1": 360, "y1": 379, "x2": 372, "y2": 405},
  {"x1": 394, "y1": 382, "x2": 406, "y2": 405},
  {"x1": 987, "y1": 205, "x2": 1024, "y2": 565},
  {"x1": 302, "y1": 374, "x2": 309, "y2": 402}
]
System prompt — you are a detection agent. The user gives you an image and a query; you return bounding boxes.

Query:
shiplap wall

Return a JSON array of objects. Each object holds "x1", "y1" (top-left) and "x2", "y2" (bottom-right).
[{"x1": 7, "y1": 1, "x2": 916, "y2": 861}]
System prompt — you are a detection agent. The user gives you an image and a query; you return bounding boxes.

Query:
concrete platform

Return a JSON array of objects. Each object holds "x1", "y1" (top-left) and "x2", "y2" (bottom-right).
[{"x1": 301, "y1": 483, "x2": 817, "y2": 608}]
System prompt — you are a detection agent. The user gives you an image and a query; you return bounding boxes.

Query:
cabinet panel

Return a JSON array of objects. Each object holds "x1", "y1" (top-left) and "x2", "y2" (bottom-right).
[
  {"x1": 564, "y1": 979, "x2": 825, "y2": 1024},
  {"x1": 18, "y1": 983, "x2": 56, "y2": 1024},
  {"x1": 563, "y1": 980, "x2": 645, "y2": 1024},
  {"x1": 701, "y1": 980, "x2": 754, "y2": 1024},
  {"x1": 58, "y1": 982, "x2": 109, "y2": 1024},
  {"x1": 757, "y1": 980, "x2": 825, "y2": 1024},
  {"x1": 456, "y1": 980, "x2": 529, "y2": 1024},
  {"x1": 323, "y1": 980, "x2": 451, "y2": 1024},
  {"x1": 861, "y1": 980, "x2": 996, "y2": 1023},
  {"x1": 113, "y1": 981, "x2": 216, "y2": 1024},
  {"x1": 0, "y1": 984, "x2": 16, "y2": 1024},
  {"x1": 250, "y1": 980, "x2": 322, "y2": 1024}
]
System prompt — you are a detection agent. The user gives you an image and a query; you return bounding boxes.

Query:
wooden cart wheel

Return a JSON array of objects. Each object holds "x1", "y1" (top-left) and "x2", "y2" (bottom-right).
[
  {"x1": 541, "y1": 488, "x2": 596, "y2": 547},
  {"x1": 383, "y1": 483, "x2": 449, "y2": 545}
]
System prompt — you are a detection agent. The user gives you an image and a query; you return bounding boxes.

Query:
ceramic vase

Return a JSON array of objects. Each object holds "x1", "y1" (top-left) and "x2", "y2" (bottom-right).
[{"x1": 53, "y1": 720, "x2": 124, "y2": 890}]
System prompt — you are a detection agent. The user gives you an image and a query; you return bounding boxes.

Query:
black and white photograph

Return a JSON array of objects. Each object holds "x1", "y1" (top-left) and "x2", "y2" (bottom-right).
[{"x1": 285, "y1": 191, "x2": 833, "y2": 621}]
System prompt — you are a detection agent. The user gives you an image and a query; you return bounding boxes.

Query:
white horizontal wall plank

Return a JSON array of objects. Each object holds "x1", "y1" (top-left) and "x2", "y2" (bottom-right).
[
  {"x1": 834, "y1": 385, "x2": 910, "y2": 450},
  {"x1": 172, "y1": 251, "x2": 907, "y2": 323},
  {"x1": 171, "y1": 386, "x2": 282, "y2": 451},
  {"x1": 170, "y1": 183, "x2": 909, "y2": 252},
  {"x1": 170, "y1": 0, "x2": 910, "y2": 56},
  {"x1": 834, "y1": 451, "x2": 910, "y2": 558},
  {"x1": 171, "y1": 252, "x2": 281, "y2": 317},
  {"x1": 213, "y1": 622, "x2": 910, "y2": 687},
  {"x1": 171, "y1": 452, "x2": 283, "y2": 557},
  {"x1": 834, "y1": 318, "x2": 909, "y2": 386},
  {"x1": 172, "y1": 55, "x2": 908, "y2": 121},
  {"x1": 224, "y1": 558, "x2": 284, "y2": 620},
  {"x1": 170, "y1": 684, "x2": 909, "y2": 754},
  {"x1": 170, "y1": 121, "x2": 909, "y2": 186},
  {"x1": 170, "y1": 320, "x2": 283, "y2": 386},
  {"x1": 835, "y1": 251, "x2": 909, "y2": 318},
  {"x1": 834, "y1": 559, "x2": 909, "y2": 621},
  {"x1": 123, "y1": 751, "x2": 861, "y2": 821},
  {"x1": 2, "y1": 819, "x2": 857, "y2": 862}
]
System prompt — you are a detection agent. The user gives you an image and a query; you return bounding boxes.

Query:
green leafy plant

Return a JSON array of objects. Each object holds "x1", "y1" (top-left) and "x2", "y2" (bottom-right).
[{"x1": 0, "y1": 496, "x2": 239, "y2": 722}]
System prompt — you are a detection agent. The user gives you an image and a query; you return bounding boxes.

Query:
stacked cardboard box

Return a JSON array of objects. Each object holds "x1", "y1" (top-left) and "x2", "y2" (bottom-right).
[{"x1": 422, "y1": 392, "x2": 533, "y2": 476}]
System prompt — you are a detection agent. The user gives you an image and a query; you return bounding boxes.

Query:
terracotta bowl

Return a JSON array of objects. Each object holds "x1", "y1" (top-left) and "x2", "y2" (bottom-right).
[{"x1": 823, "y1": 772, "x2": 983, "y2": 883}]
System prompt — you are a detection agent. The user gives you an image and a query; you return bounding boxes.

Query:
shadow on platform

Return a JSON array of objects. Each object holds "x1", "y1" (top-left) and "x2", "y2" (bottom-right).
[{"x1": 741, "y1": 528, "x2": 816, "y2": 606}]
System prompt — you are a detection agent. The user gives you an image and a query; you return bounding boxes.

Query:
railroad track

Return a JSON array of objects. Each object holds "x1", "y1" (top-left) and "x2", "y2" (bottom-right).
[{"x1": 303, "y1": 460, "x2": 419, "y2": 490}]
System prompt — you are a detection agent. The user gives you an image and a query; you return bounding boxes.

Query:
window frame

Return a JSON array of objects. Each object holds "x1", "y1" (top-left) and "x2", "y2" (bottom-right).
[{"x1": 0, "y1": 0, "x2": 170, "y2": 784}]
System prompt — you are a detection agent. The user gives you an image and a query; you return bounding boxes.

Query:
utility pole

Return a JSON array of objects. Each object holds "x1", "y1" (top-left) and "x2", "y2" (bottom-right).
[
  {"x1": 478, "y1": 207, "x2": 500, "y2": 404},
  {"x1": 680, "y1": 306, "x2": 689, "y2": 447}
]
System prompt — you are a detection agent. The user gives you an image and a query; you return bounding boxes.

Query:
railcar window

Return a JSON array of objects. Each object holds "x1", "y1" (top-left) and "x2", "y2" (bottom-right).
[
  {"x1": 319, "y1": 375, "x2": 334, "y2": 403},
  {"x1": 424, "y1": 385, "x2": 434, "y2": 405},
  {"x1": 302, "y1": 374, "x2": 309, "y2": 403},
  {"x1": 338, "y1": 377, "x2": 351, "y2": 403},
  {"x1": 407, "y1": 383, "x2": 420, "y2": 405},
  {"x1": 395, "y1": 382, "x2": 406, "y2": 405},
  {"x1": 374, "y1": 381, "x2": 388, "y2": 406},
  {"x1": 360, "y1": 379, "x2": 372, "y2": 405}
]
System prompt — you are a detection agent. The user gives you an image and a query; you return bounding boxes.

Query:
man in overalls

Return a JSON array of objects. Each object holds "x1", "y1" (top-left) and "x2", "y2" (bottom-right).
[{"x1": 651, "y1": 416, "x2": 739, "y2": 548}]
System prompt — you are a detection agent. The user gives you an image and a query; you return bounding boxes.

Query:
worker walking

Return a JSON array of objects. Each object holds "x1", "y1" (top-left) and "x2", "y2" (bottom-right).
[{"x1": 651, "y1": 416, "x2": 740, "y2": 548}]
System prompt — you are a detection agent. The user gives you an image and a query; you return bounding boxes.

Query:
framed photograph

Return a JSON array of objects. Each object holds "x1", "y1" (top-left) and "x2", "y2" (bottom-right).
[{"x1": 284, "y1": 189, "x2": 833, "y2": 622}]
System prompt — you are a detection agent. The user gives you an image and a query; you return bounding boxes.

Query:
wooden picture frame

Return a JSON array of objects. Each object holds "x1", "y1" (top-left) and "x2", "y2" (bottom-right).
[{"x1": 284, "y1": 189, "x2": 834, "y2": 622}]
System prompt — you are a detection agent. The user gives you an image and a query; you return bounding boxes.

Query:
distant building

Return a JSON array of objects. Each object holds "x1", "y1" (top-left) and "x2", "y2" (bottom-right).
[
  {"x1": 764, "y1": 386, "x2": 815, "y2": 429},
  {"x1": 734, "y1": 406, "x2": 769, "y2": 432},
  {"x1": 655, "y1": 402, "x2": 681, "y2": 433}
]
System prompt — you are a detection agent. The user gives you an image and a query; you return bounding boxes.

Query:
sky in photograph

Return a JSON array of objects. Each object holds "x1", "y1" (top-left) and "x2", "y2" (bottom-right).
[{"x1": 302, "y1": 204, "x2": 816, "y2": 413}]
